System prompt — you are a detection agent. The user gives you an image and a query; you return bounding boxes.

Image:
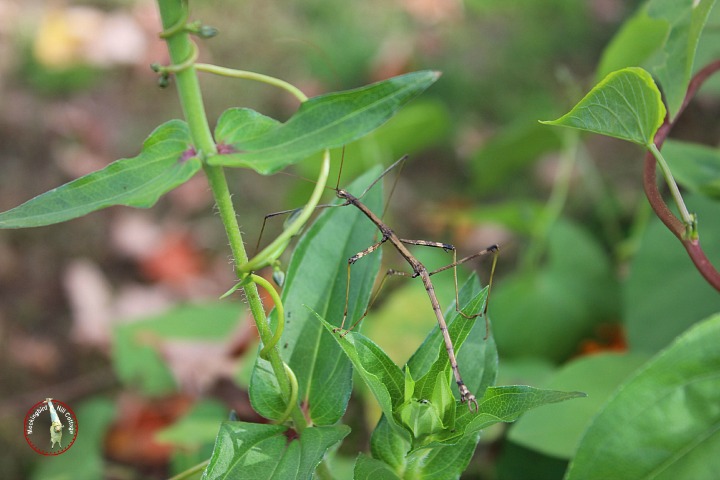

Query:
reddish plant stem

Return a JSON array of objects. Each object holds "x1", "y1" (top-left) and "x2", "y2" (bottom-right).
[{"x1": 643, "y1": 60, "x2": 720, "y2": 291}]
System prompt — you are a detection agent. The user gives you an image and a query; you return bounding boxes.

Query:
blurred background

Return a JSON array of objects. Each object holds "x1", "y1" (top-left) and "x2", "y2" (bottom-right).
[{"x1": 1, "y1": 0, "x2": 718, "y2": 478}]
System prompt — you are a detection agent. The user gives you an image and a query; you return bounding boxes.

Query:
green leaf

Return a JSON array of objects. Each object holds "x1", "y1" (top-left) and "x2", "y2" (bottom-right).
[
  {"x1": 464, "y1": 386, "x2": 586, "y2": 439},
  {"x1": 0, "y1": 120, "x2": 199, "y2": 228},
  {"x1": 406, "y1": 434, "x2": 481, "y2": 480},
  {"x1": 202, "y1": 423, "x2": 349, "y2": 480},
  {"x1": 209, "y1": 71, "x2": 440, "y2": 174},
  {"x1": 625, "y1": 194, "x2": 720, "y2": 353},
  {"x1": 648, "y1": 0, "x2": 716, "y2": 120},
  {"x1": 597, "y1": 9, "x2": 668, "y2": 81},
  {"x1": 250, "y1": 168, "x2": 383, "y2": 424},
  {"x1": 315, "y1": 313, "x2": 405, "y2": 420},
  {"x1": 540, "y1": 67, "x2": 666, "y2": 147},
  {"x1": 370, "y1": 415, "x2": 411, "y2": 472},
  {"x1": 662, "y1": 140, "x2": 720, "y2": 199},
  {"x1": 425, "y1": 386, "x2": 586, "y2": 449},
  {"x1": 508, "y1": 353, "x2": 650, "y2": 459},
  {"x1": 597, "y1": 0, "x2": 717, "y2": 120},
  {"x1": 353, "y1": 454, "x2": 402, "y2": 480},
  {"x1": 566, "y1": 314, "x2": 720, "y2": 480},
  {"x1": 112, "y1": 302, "x2": 242, "y2": 396}
]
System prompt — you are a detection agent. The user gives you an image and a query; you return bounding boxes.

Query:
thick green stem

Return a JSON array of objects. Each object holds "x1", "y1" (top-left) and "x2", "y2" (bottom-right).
[{"x1": 155, "y1": 0, "x2": 306, "y2": 432}]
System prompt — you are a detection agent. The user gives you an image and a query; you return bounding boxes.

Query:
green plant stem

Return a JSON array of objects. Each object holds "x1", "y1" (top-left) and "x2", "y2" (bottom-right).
[
  {"x1": 195, "y1": 63, "x2": 308, "y2": 102},
  {"x1": 155, "y1": 0, "x2": 307, "y2": 432},
  {"x1": 648, "y1": 143, "x2": 695, "y2": 237}
]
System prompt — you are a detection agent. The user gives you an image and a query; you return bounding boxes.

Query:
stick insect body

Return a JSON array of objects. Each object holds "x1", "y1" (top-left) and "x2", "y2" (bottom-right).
[{"x1": 333, "y1": 156, "x2": 498, "y2": 412}]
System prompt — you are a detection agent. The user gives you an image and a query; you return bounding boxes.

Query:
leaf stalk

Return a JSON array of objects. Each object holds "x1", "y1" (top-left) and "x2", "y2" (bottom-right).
[{"x1": 643, "y1": 59, "x2": 720, "y2": 291}]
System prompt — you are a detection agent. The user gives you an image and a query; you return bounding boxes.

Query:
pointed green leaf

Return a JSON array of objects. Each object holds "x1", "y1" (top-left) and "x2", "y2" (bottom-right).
[
  {"x1": 468, "y1": 386, "x2": 585, "y2": 434},
  {"x1": 209, "y1": 71, "x2": 440, "y2": 174},
  {"x1": 541, "y1": 67, "x2": 666, "y2": 147},
  {"x1": 250, "y1": 168, "x2": 383, "y2": 424},
  {"x1": 422, "y1": 386, "x2": 586, "y2": 449},
  {"x1": 315, "y1": 313, "x2": 404, "y2": 419},
  {"x1": 567, "y1": 314, "x2": 720, "y2": 480},
  {"x1": 404, "y1": 367, "x2": 415, "y2": 403},
  {"x1": 202, "y1": 423, "x2": 349, "y2": 480},
  {"x1": 0, "y1": 120, "x2": 199, "y2": 228}
]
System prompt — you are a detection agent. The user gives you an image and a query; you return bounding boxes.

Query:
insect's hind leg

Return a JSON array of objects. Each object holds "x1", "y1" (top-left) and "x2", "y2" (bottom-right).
[{"x1": 428, "y1": 244, "x2": 500, "y2": 337}]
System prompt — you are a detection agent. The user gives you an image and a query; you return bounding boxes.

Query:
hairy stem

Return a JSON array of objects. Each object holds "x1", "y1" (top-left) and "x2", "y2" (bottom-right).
[
  {"x1": 155, "y1": 0, "x2": 307, "y2": 431},
  {"x1": 643, "y1": 59, "x2": 720, "y2": 291}
]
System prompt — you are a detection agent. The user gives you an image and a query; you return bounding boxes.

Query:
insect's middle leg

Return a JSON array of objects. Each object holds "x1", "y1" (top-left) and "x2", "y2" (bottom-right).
[
  {"x1": 338, "y1": 267, "x2": 417, "y2": 336},
  {"x1": 335, "y1": 236, "x2": 388, "y2": 333}
]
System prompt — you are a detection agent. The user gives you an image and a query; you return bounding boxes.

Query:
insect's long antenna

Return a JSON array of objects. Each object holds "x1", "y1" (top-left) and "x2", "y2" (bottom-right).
[
  {"x1": 357, "y1": 155, "x2": 409, "y2": 200},
  {"x1": 276, "y1": 170, "x2": 336, "y2": 193},
  {"x1": 381, "y1": 155, "x2": 406, "y2": 219},
  {"x1": 336, "y1": 146, "x2": 346, "y2": 191}
]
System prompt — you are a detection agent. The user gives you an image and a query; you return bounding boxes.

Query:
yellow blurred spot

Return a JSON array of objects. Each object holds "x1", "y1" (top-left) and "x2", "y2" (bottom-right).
[{"x1": 33, "y1": 7, "x2": 102, "y2": 69}]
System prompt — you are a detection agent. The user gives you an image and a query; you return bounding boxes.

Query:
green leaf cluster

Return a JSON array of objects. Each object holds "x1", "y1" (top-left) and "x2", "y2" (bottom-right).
[{"x1": 0, "y1": 72, "x2": 438, "y2": 229}]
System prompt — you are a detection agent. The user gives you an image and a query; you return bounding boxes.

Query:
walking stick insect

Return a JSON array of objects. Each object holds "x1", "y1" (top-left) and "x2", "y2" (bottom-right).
[
  {"x1": 256, "y1": 154, "x2": 498, "y2": 412},
  {"x1": 331, "y1": 156, "x2": 498, "y2": 412}
]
